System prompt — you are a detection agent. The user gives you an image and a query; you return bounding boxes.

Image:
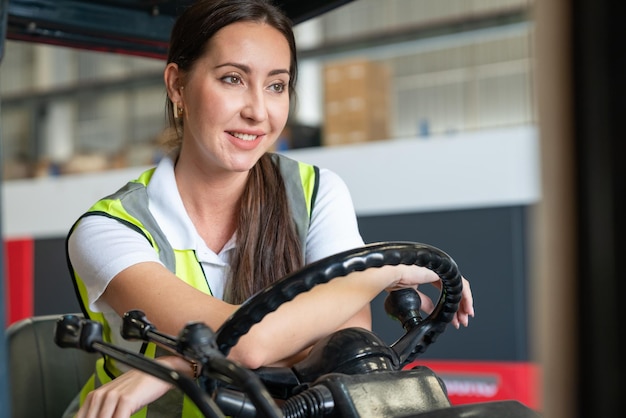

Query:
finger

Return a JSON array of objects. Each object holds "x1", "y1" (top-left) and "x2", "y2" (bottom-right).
[
  {"x1": 100, "y1": 391, "x2": 124, "y2": 418},
  {"x1": 81, "y1": 391, "x2": 103, "y2": 418},
  {"x1": 451, "y1": 316, "x2": 460, "y2": 329},
  {"x1": 455, "y1": 311, "x2": 468, "y2": 328},
  {"x1": 417, "y1": 290, "x2": 434, "y2": 315},
  {"x1": 452, "y1": 277, "x2": 473, "y2": 328},
  {"x1": 425, "y1": 268, "x2": 441, "y2": 283},
  {"x1": 112, "y1": 401, "x2": 135, "y2": 418},
  {"x1": 88, "y1": 388, "x2": 120, "y2": 418},
  {"x1": 76, "y1": 398, "x2": 88, "y2": 418},
  {"x1": 460, "y1": 277, "x2": 474, "y2": 318}
]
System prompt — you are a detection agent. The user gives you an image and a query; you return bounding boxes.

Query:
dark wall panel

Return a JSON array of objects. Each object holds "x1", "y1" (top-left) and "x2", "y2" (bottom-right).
[
  {"x1": 34, "y1": 237, "x2": 81, "y2": 316},
  {"x1": 359, "y1": 205, "x2": 532, "y2": 362}
]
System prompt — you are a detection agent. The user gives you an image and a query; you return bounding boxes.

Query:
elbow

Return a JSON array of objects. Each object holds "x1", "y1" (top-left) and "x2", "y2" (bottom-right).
[
  {"x1": 227, "y1": 334, "x2": 273, "y2": 370},
  {"x1": 231, "y1": 351, "x2": 265, "y2": 370}
]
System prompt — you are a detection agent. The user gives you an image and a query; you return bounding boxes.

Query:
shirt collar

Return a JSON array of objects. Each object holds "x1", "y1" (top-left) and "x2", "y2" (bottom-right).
[{"x1": 146, "y1": 154, "x2": 234, "y2": 263}]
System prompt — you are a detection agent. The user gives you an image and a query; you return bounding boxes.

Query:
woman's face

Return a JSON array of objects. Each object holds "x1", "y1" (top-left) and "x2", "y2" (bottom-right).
[{"x1": 175, "y1": 21, "x2": 292, "y2": 174}]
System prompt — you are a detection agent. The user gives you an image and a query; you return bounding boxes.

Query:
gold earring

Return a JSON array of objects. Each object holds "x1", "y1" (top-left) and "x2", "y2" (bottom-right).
[{"x1": 173, "y1": 102, "x2": 183, "y2": 119}]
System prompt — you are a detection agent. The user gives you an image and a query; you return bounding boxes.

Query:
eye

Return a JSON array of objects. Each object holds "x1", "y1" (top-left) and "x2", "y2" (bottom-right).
[
  {"x1": 269, "y1": 82, "x2": 286, "y2": 93},
  {"x1": 222, "y1": 75, "x2": 242, "y2": 85}
]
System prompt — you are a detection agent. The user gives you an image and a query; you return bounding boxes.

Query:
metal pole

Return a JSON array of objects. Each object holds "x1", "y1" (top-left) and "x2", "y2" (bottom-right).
[{"x1": 0, "y1": 0, "x2": 11, "y2": 415}]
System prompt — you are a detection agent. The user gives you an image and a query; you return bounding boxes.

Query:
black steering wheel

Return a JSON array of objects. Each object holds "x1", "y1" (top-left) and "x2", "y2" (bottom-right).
[{"x1": 214, "y1": 241, "x2": 463, "y2": 368}]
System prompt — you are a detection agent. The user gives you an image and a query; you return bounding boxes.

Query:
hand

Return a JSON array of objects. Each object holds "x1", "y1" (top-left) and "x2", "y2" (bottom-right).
[
  {"x1": 76, "y1": 357, "x2": 178, "y2": 418},
  {"x1": 416, "y1": 276, "x2": 474, "y2": 329},
  {"x1": 386, "y1": 264, "x2": 441, "y2": 290}
]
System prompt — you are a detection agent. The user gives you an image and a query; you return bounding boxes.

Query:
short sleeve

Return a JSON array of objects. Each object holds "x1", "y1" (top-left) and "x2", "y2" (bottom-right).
[
  {"x1": 305, "y1": 168, "x2": 364, "y2": 263},
  {"x1": 67, "y1": 215, "x2": 162, "y2": 312}
]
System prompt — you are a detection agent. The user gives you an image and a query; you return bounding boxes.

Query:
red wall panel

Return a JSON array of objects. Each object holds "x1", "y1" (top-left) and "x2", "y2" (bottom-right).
[
  {"x1": 408, "y1": 360, "x2": 541, "y2": 411},
  {"x1": 4, "y1": 238, "x2": 34, "y2": 326}
]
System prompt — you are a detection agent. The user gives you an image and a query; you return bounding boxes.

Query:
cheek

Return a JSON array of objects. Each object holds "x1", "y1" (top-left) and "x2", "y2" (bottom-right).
[
  {"x1": 192, "y1": 91, "x2": 236, "y2": 123},
  {"x1": 269, "y1": 99, "x2": 290, "y2": 127}
]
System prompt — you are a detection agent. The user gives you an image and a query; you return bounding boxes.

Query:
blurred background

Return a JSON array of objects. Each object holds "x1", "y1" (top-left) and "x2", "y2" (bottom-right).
[{"x1": 1, "y1": 0, "x2": 533, "y2": 177}]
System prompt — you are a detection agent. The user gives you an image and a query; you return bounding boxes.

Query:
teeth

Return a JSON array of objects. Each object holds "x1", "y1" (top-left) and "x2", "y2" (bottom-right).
[{"x1": 230, "y1": 132, "x2": 257, "y2": 141}]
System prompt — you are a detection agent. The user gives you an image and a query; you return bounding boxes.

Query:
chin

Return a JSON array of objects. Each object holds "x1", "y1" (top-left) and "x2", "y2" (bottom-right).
[{"x1": 228, "y1": 156, "x2": 262, "y2": 173}]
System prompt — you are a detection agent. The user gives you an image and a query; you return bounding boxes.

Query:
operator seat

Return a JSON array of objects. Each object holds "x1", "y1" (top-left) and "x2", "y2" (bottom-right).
[{"x1": 6, "y1": 314, "x2": 98, "y2": 418}]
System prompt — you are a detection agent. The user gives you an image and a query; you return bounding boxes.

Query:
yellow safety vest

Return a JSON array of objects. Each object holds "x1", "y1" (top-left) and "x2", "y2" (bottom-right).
[{"x1": 66, "y1": 153, "x2": 319, "y2": 417}]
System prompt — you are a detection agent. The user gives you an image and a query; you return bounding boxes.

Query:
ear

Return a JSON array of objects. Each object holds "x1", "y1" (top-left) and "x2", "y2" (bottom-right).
[{"x1": 164, "y1": 63, "x2": 184, "y2": 104}]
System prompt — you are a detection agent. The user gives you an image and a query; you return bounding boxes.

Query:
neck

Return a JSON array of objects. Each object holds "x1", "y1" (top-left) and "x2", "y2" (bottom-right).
[
  {"x1": 174, "y1": 151, "x2": 249, "y2": 212},
  {"x1": 173, "y1": 152, "x2": 250, "y2": 252}
]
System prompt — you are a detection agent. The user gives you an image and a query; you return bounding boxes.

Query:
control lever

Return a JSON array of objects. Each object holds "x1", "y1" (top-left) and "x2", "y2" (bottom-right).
[
  {"x1": 120, "y1": 310, "x2": 282, "y2": 418},
  {"x1": 54, "y1": 314, "x2": 225, "y2": 418},
  {"x1": 122, "y1": 309, "x2": 182, "y2": 349},
  {"x1": 384, "y1": 288, "x2": 423, "y2": 331},
  {"x1": 54, "y1": 314, "x2": 94, "y2": 350},
  {"x1": 384, "y1": 287, "x2": 448, "y2": 366}
]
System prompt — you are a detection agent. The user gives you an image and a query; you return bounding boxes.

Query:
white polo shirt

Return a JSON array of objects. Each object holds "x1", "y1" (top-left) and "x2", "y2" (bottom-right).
[{"x1": 68, "y1": 154, "x2": 364, "y2": 316}]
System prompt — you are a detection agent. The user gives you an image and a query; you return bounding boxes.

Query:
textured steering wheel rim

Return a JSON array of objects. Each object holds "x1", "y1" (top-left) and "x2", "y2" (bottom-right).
[{"x1": 214, "y1": 241, "x2": 463, "y2": 356}]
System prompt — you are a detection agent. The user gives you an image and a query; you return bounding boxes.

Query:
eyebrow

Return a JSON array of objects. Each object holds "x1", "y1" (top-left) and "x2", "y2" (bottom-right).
[{"x1": 215, "y1": 62, "x2": 290, "y2": 77}]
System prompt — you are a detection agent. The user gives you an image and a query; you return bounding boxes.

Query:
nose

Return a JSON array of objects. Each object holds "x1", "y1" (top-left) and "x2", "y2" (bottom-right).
[{"x1": 241, "y1": 87, "x2": 268, "y2": 122}]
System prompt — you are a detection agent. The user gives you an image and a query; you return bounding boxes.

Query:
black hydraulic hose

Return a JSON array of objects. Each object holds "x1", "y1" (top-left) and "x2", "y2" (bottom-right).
[
  {"x1": 201, "y1": 355, "x2": 283, "y2": 418},
  {"x1": 214, "y1": 385, "x2": 335, "y2": 418},
  {"x1": 282, "y1": 385, "x2": 335, "y2": 418}
]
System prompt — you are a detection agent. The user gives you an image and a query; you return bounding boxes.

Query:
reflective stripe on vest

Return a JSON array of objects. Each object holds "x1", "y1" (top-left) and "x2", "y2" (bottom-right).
[{"x1": 66, "y1": 153, "x2": 319, "y2": 417}]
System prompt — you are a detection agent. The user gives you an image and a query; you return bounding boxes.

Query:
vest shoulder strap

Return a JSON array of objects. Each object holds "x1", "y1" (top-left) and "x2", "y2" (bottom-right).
[{"x1": 269, "y1": 153, "x2": 320, "y2": 253}]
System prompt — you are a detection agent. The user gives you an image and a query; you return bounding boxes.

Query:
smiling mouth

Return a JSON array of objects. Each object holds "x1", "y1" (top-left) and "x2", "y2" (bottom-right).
[{"x1": 229, "y1": 132, "x2": 259, "y2": 141}]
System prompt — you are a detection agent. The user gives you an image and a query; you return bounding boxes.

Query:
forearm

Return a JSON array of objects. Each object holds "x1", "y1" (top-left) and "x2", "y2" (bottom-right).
[{"x1": 231, "y1": 265, "x2": 398, "y2": 367}]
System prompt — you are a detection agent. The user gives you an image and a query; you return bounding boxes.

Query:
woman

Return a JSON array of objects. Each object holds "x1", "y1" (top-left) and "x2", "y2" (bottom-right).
[{"x1": 66, "y1": 0, "x2": 474, "y2": 416}]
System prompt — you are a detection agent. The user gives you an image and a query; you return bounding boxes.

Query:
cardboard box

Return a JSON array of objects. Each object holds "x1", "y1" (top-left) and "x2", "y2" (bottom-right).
[{"x1": 322, "y1": 59, "x2": 391, "y2": 146}]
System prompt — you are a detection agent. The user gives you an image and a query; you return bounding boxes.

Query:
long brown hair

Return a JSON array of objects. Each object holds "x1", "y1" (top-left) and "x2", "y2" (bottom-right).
[
  {"x1": 164, "y1": 0, "x2": 303, "y2": 303},
  {"x1": 225, "y1": 154, "x2": 304, "y2": 303}
]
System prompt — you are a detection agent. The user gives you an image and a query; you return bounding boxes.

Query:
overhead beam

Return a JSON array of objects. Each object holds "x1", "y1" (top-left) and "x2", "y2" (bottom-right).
[
  {"x1": 6, "y1": 0, "x2": 174, "y2": 58},
  {"x1": 5, "y1": 0, "x2": 354, "y2": 59}
]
